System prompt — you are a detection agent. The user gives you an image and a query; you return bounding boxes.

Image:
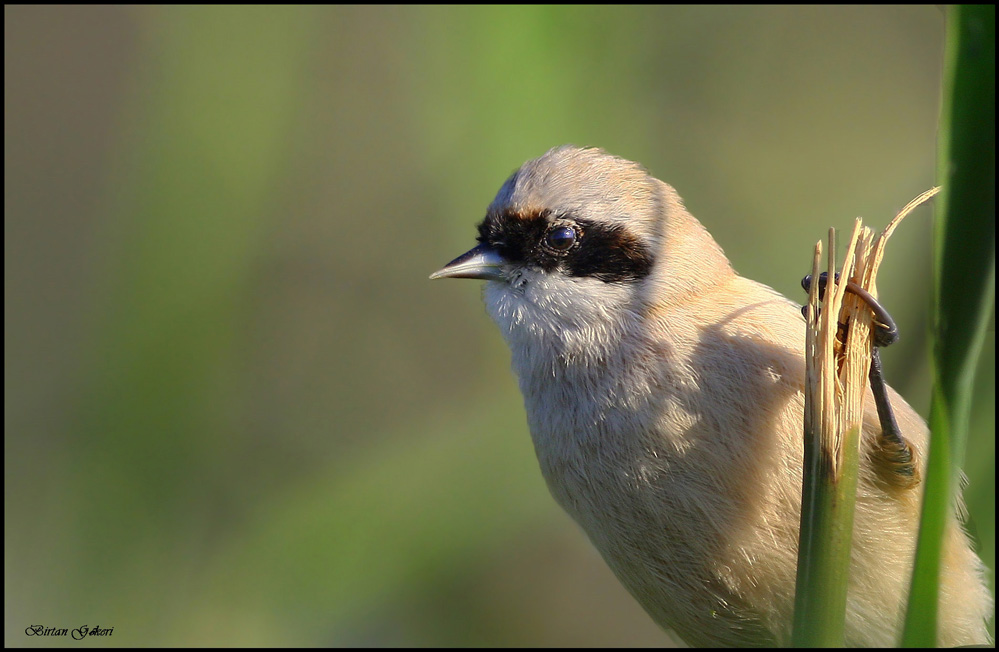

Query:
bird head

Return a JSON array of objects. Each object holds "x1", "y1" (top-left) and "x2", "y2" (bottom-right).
[{"x1": 431, "y1": 145, "x2": 733, "y2": 354}]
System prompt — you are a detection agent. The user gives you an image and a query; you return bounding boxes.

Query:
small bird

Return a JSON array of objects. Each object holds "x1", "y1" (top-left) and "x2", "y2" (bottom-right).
[{"x1": 430, "y1": 145, "x2": 992, "y2": 647}]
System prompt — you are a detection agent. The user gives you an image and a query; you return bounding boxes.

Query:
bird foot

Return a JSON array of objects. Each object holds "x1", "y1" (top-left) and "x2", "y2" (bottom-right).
[{"x1": 800, "y1": 272, "x2": 919, "y2": 489}]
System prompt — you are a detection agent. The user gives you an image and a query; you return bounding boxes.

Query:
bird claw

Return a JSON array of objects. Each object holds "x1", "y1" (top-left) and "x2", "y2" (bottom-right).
[{"x1": 800, "y1": 272, "x2": 899, "y2": 348}]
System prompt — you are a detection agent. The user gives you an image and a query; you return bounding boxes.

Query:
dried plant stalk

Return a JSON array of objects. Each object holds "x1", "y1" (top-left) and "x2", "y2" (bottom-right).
[
  {"x1": 792, "y1": 188, "x2": 940, "y2": 647},
  {"x1": 810, "y1": 187, "x2": 940, "y2": 457}
]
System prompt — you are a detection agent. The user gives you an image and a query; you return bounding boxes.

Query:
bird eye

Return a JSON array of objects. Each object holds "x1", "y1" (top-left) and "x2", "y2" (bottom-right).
[{"x1": 545, "y1": 225, "x2": 577, "y2": 251}]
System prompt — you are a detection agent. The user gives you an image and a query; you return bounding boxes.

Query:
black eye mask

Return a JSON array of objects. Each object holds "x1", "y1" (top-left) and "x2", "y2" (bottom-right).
[{"x1": 476, "y1": 209, "x2": 654, "y2": 283}]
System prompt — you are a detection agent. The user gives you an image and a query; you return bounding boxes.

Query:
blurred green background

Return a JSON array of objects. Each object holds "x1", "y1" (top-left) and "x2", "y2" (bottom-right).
[{"x1": 5, "y1": 5, "x2": 993, "y2": 646}]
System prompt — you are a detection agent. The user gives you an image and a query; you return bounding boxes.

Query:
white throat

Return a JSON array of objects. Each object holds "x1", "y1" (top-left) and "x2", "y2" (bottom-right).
[{"x1": 483, "y1": 272, "x2": 658, "y2": 458}]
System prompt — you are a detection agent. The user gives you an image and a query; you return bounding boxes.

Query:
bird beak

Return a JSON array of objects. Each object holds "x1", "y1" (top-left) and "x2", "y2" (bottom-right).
[{"x1": 429, "y1": 243, "x2": 507, "y2": 281}]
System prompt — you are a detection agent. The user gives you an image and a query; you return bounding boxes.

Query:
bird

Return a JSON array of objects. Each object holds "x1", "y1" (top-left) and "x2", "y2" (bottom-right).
[{"x1": 430, "y1": 145, "x2": 993, "y2": 647}]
